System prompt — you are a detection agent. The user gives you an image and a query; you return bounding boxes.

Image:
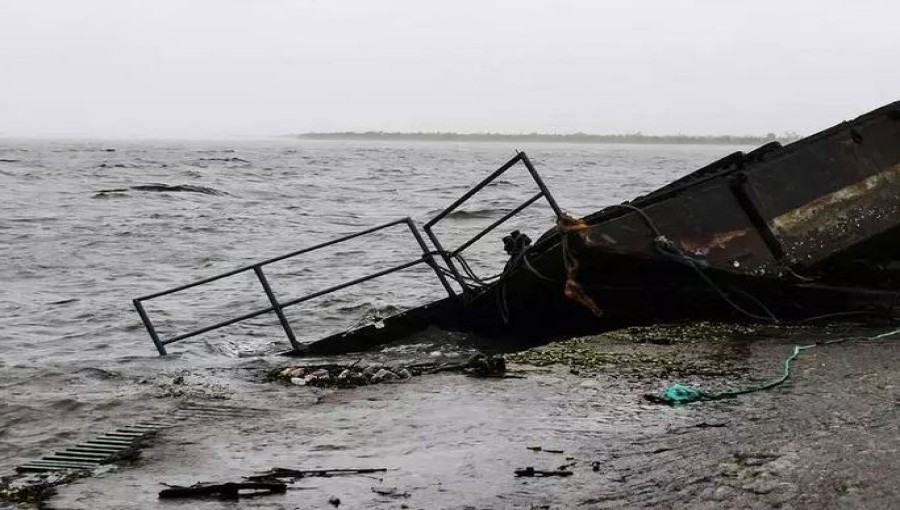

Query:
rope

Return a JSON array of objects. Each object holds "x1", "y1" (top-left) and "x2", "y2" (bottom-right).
[
  {"x1": 651, "y1": 230, "x2": 779, "y2": 322},
  {"x1": 660, "y1": 327, "x2": 900, "y2": 404},
  {"x1": 563, "y1": 203, "x2": 899, "y2": 405}
]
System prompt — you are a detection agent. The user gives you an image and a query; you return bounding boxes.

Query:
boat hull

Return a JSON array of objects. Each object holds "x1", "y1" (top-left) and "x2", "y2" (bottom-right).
[{"x1": 302, "y1": 101, "x2": 900, "y2": 355}]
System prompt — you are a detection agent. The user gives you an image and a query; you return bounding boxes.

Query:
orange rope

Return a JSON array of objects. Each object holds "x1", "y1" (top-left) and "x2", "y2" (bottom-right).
[{"x1": 557, "y1": 213, "x2": 604, "y2": 317}]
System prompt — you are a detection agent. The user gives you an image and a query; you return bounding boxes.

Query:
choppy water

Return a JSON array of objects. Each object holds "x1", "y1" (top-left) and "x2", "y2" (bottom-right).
[
  {"x1": 5, "y1": 139, "x2": 900, "y2": 509},
  {"x1": 1, "y1": 139, "x2": 752, "y2": 364}
]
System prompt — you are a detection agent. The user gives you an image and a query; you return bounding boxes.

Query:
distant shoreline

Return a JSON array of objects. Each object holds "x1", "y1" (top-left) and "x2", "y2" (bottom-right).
[{"x1": 293, "y1": 132, "x2": 799, "y2": 145}]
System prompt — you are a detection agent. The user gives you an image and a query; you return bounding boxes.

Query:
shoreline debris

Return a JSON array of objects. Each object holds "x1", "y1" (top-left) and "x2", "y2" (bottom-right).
[
  {"x1": 514, "y1": 467, "x2": 574, "y2": 478},
  {"x1": 158, "y1": 467, "x2": 392, "y2": 501},
  {"x1": 247, "y1": 467, "x2": 391, "y2": 481},
  {"x1": 158, "y1": 481, "x2": 287, "y2": 500},
  {"x1": 273, "y1": 354, "x2": 510, "y2": 388},
  {"x1": 371, "y1": 486, "x2": 410, "y2": 498}
]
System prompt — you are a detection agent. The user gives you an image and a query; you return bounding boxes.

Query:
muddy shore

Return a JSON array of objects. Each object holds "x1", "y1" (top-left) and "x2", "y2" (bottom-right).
[{"x1": 3, "y1": 322, "x2": 899, "y2": 509}]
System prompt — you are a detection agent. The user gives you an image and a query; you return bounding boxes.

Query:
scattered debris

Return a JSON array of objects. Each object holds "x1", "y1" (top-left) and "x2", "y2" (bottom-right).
[
  {"x1": 158, "y1": 481, "x2": 286, "y2": 500},
  {"x1": 274, "y1": 363, "x2": 419, "y2": 388},
  {"x1": 273, "y1": 354, "x2": 513, "y2": 389},
  {"x1": 514, "y1": 467, "x2": 574, "y2": 478},
  {"x1": 463, "y1": 354, "x2": 507, "y2": 377},
  {"x1": 371, "y1": 485, "x2": 410, "y2": 498},
  {"x1": 154, "y1": 467, "x2": 392, "y2": 503},
  {"x1": 247, "y1": 467, "x2": 390, "y2": 481},
  {"x1": 693, "y1": 422, "x2": 728, "y2": 428},
  {"x1": 0, "y1": 471, "x2": 87, "y2": 507},
  {"x1": 526, "y1": 445, "x2": 565, "y2": 454},
  {"x1": 157, "y1": 373, "x2": 234, "y2": 399}
]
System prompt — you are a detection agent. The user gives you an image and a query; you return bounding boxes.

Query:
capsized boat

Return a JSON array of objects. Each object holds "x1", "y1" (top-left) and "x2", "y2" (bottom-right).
[
  {"x1": 301, "y1": 101, "x2": 900, "y2": 354},
  {"x1": 135, "y1": 101, "x2": 900, "y2": 356}
]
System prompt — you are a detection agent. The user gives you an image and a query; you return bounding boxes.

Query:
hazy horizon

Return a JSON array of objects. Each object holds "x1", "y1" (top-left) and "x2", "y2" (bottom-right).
[
  {"x1": 0, "y1": 128, "x2": 801, "y2": 142},
  {"x1": 2, "y1": 1, "x2": 898, "y2": 139}
]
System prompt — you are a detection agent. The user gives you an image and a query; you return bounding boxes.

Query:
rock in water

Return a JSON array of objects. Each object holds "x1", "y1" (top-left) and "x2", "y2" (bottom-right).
[{"x1": 375, "y1": 368, "x2": 397, "y2": 381}]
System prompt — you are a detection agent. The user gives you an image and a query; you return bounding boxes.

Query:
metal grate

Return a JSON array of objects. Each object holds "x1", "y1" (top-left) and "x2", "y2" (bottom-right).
[{"x1": 15, "y1": 419, "x2": 176, "y2": 473}]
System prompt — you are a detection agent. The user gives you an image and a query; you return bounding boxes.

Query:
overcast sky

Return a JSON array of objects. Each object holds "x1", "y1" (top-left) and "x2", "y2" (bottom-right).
[{"x1": 1, "y1": 0, "x2": 898, "y2": 138}]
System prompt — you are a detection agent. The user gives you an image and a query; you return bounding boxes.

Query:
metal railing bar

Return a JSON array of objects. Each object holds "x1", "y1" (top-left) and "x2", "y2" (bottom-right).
[
  {"x1": 520, "y1": 153, "x2": 563, "y2": 219},
  {"x1": 133, "y1": 299, "x2": 167, "y2": 355},
  {"x1": 136, "y1": 218, "x2": 413, "y2": 302},
  {"x1": 423, "y1": 227, "x2": 472, "y2": 293},
  {"x1": 254, "y1": 266, "x2": 301, "y2": 351},
  {"x1": 280, "y1": 258, "x2": 427, "y2": 309},
  {"x1": 423, "y1": 153, "x2": 524, "y2": 228},
  {"x1": 251, "y1": 217, "x2": 412, "y2": 267},
  {"x1": 162, "y1": 305, "x2": 277, "y2": 345},
  {"x1": 451, "y1": 191, "x2": 544, "y2": 257},
  {"x1": 136, "y1": 267, "x2": 254, "y2": 302},
  {"x1": 162, "y1": 253, "x2": 422, "y2": 344},
  {"x1": 403, "y1": 218, "x2": 457, "y2": 298}
]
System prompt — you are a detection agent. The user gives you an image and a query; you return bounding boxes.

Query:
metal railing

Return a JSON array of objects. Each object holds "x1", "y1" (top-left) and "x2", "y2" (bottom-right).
[
  {"x1": 423, "y1": 152, "x2": 563, "y2": 291},
  {"x1": 133, "y1": 217, "x2": 454, "y2": 355},
  {"x1": 134, "y1": 151, "x2": 562, "y2": 355}
]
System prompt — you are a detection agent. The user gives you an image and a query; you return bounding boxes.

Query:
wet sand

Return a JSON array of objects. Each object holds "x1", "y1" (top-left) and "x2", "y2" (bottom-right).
[{"x1": 4, "y1": 322, "x2": 899, "y2": 509}]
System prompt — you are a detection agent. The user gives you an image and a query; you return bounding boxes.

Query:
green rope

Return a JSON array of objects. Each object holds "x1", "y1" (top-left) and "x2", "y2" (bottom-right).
[{"x1": 661, "y1": 327, "x2": 900, "y2": 405}]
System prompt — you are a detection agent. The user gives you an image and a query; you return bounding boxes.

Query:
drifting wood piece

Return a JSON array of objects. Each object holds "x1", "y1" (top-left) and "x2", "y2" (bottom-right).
[{"x1": 158, "y1": 481, "x2": 287, "y2": 500}]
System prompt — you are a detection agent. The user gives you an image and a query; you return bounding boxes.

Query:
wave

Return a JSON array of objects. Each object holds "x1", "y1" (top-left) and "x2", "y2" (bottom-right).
[
  {"x1": 52, "y1": 147, "x2": 116, "y2": 153},
  {"x1": 195, "y1": 157, "x2": 250, "y2": 163},
  {"x1": 93, "y1": 183, "x2": 228, "y2": 196},
  {"x1": 97, "y1": 162, "x2": 137, "y2": 168},
  {"x1": 431, "y1": 208, "x2": 511, "y2": 220}
]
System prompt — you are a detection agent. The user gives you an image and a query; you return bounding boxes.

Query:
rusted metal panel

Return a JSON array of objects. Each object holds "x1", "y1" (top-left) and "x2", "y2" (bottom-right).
[
  {"x1": 581, "y1": 178, "x2": 775, "y2": 274},
  {"x1": 744, "y1": 105, "x2": 900, "y2": 266},
  {"x1": 578, "y1": 103, "x2": 900, "y2": 276}
]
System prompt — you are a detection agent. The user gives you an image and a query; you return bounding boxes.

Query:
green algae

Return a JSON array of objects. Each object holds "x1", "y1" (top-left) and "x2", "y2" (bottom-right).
[
  {"x1": 504, "y1": 321, "x2": 775, "y2": 377},
  {"x1": 505, "y1": 338, "x2": 662, "y2": 370}
]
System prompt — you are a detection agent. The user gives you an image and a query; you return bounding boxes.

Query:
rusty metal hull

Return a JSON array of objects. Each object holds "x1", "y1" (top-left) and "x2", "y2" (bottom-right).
[{"x1": 301, "y1": 102, "x2": 900, "y2": 355}]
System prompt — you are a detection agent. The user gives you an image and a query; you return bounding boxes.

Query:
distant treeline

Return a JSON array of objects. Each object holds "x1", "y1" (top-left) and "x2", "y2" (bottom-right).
[{"x1": 294, "y1": 131, "x2": 801, "y2": 145}]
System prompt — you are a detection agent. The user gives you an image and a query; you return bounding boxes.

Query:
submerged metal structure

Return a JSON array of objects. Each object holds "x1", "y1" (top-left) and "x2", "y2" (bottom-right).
[{"x1": 136, "y1": 101, "x2": 900, "y2": 356}]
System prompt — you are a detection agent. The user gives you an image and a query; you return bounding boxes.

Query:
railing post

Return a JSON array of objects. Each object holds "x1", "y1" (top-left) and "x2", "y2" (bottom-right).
[
  {"x1": 424, "y1": 228, "x2": 472, "y2": 293},
  {"x1": 421, "y1": 151, "x2": 563, "y2": 290},
  {"x1": 133, "y1": 299, "x2": 167, "y2": 356},
  {"x1": 519, "y1": 152, "x2": 563, "y2": 219},
  {"x1": 253, "y1": 265, "x2": 302, "y2": 352},
  {"x1": 404, "y1": 218, "x2": 457, "y2": 299}
]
